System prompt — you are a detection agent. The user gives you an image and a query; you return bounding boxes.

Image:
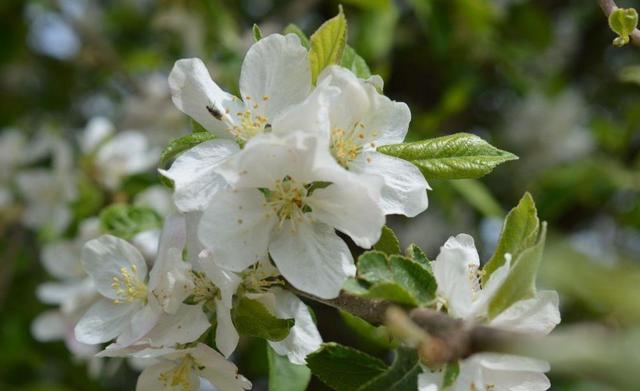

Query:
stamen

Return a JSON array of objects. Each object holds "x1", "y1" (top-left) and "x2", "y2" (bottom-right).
[
  {"x1": 111, "y1": 264, "x2": 147, "y2": 304},
  {"x1": 158, "y1": 355, "x2": 196, "y2": 391},
  {"x1": 330, "y1": 121, "x2": 367, "y2": 167}
]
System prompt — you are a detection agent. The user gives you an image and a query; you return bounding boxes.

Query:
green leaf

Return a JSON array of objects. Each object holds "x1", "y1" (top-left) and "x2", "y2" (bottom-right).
[
  {"x1": 377, "y1": 133, "x2": 518, "y2": 180},
  {"x1": 356, "y1": 252, "x2": 437, "y2": 306},
  {"x1": 307, "y1": 342, "x2": 388, "y2": 391},
  {"x1": 252, "y1": 23, "x2": 263, "y2": 42},
  {"x1": 482, "y1": 192, "x2": 539, "y2": 284},
  {"x1": 341, "y1": 45, "x2": 372, "y2": 79},
  {"x1": 340, "y1": 311, "x2": 396, "y2": 349},
  {"x1": 99, "y1": 204, "x2": 162, "y2": 240},
  {"x1": 70, "y1": 176, "x2": 105, "y2": 220},
  {"x1": 388, "y1": 255, "x2": 437, "y2": 304},
  {"x1": 159, "y1": 132, "x2": 218, "y2": 169},
  {"x1": 358, "y1": 251, "x2": 393, "y2": 283},
  {"x1": 309, "y1": 7, "x2": 347, "y2": 84},
  {"x1": 373, "y1": 225, "x2": 401, "y2": 255},
  {"x1": 488, "y1": 223, "x2": 547, "y2": 319},
  {"x1": 283, "y1": 23, "x2": 310, "y2": 49},
  {"x1": 232, "y1": 297, "x2": 294, "y2": 341},
  {"x1": 362, "y1": 282, "x2": 418, "y2": 306},
  {"x1": 442, "y1": 361, "x2": 460, "y2": 388},
  {"x1": 405, "y1": 243, "x2": 430, "y2": 269},
  {"x1": 358, "y1": 347, "x2": 420, "y2": 391},
  {"x1": 267, "y1": 345, "x2": 311, "y2": 391},
  {"x1": 609, "y1": 8, "x2": 638, "y2": 47}
]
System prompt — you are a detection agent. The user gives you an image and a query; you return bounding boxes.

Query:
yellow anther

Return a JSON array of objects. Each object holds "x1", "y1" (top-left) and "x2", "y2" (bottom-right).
[
  {"x1": 158, "y1": 355, "x2": 196, "y2": 391},
  {"x1": 330, "y1": 125, "x2": 363, "y2": 168},
  {"x1": 264, "y1": 177, "x2": 308, "y2": 228},
  {"x1": 111, "y1": 264, "x2": 147, "y2": 304}
]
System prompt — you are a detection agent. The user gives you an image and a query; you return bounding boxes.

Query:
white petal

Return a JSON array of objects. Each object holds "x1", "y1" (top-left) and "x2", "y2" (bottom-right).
[
  {"x1": 317, "y1": 66, "x2": 371, "y2": 131},
  {"x1": 432, "y1": 234, "x2": 480, "y2": 319},
  {"x1": 364, "y1": 94, "x2": 410, "y2": 147},
  {"x1": 134, "y1": 185, "x2": 177, "y2": 217},
  {"x1": 160, "y1": 139, "x2": 239, "y2": 212},
  {"x1": 215, "y1": 300, "x2": 239, "y2": 358},
  {"x1": 116, "y1": 302, "x2": 162, "y2": 347},
  {"x1": 307, "y1": 171, "x2": 385, "y2": 249},
  {"x1": 32, "y1": 311, "x2": 68, "y2": 342},
  {"x1": 191, "y1": 344, "x2": 252, "y2": 391},
  {"x1": 75, "y1": 299, "x2": 137, "y2": 344},
  {"x1": 131, "y1": 229, "x2": 161, "y2": 261},
  {"x1": 41, "y1": 241, "x2": 85, "y2": 280},
  {"x1": 82, "y1": 235, "x2": 148, "y2": 300},
  {"x1": 271, "y1": 78, "x2": 337, "y2": 137},
  {"x1": 96, "y1": 131, "x2": 159, "y2": 190},
  {"x1": 137, "y1": 360, "x2": 200, "y2": 391},
  {"x1": 148, "y1": 216, "x2": 191, "y2": 313},
  {"x1": 198, "y1": 251, "x2": 241, "y2": 309},
  {"x1": 169, "y1": 58, "x2": 240, "y2": 138},
  {"x1": 198, "y1": 189, "x2": 275, "y2": 272},
  {"x1": 472, "y1": 353, "x2": 551, "y2": 391},
  {"x1": 490, "y1": 291, "x2": 560, "y2": 335},
  {"x1": 269, "y1": 221, "x2": 355, "y2": 299},
  {"x1": 240, "y1": 34, "x2": 311, "y2": 120},
  {"x1": 217, "y1": 132, "x2": 324, "y2": 189},
  {"x1": 37, "y1": 278, "x2": 96, "y2": 315},
  {"x1": 80, "y1": 117, "x2": 115, "y2": 153},
  {"x1": 417, "y1": 370, "x2": 442, "y2": 391},
  {"x1": 146, "y1": 304, "x2": 210, "y2": 347},
  {"x1": 264, "y1": 289, "x2": 322, "y2": 365},
  {"x1": 351, "y1": 151, "x2": 429, "y2": 217}
]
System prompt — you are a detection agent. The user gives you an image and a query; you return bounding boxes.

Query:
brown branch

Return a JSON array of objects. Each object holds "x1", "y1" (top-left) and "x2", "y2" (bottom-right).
[
  {"x1": 289, "y1": 286, "x2": 535, "y2": 365},
  {"x1": 599, "y1": 0, "x2": 640, "y2": 46}
]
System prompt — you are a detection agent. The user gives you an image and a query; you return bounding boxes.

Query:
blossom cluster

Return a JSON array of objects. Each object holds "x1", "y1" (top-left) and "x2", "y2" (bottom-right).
[{"x1": 20, "y1": 26, "x2": 560, "y2": 391}]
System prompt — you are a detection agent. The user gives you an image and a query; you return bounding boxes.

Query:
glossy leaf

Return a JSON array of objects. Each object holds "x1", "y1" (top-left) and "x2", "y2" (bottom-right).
[
  {"x1": 99, "y1": 204, "x2": 162, "y2": 240},
  {"x1": 307, "y1": 342, "x2": 387, "y2": 391},
  {"x1": 377, "y1": 133, "x2": 517, "y2": 180},
  {"x1": 232, "y1": 297, "x2": 294, "y2": 341},
  {"x1": 358, "y1": 347, "x2": 420, "y2": 391}
]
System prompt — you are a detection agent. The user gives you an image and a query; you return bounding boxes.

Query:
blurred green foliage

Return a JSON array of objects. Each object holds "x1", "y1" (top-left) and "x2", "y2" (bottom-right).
[{"x1": 1, "y1": 0, "x2": 640, "y2": 390}]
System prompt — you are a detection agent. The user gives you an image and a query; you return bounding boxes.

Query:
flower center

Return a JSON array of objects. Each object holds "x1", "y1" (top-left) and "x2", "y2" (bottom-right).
[
  {"x1": 189, "y1": 270, "x2": 219, "y2": 303},
  {"x1": 241, "y1": 262, "x2": 284, "y2": 293},
  {"x1": 158, "y1": 355, "x2": 196, "y2": 391},
  {"x1": 330, "y1": 122, "x2": 366, "y2": 167},
  {"x1": 467, "y1": 264, "x2": 484, "y2": 297},
  {"x1": 263, "y1": 176, "x2": 309, "y2": 226},
  {"x1": 111, "y1": 264, "x2": 147, "y2": 304},
  {"x1": 229, "y1": 95, "x2": 271, "y2": 141}
]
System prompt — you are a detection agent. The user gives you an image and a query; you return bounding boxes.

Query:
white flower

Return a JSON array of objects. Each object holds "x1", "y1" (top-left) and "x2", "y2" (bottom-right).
[
  {"x1": 96, "y1": 131, "x2": 160, "y2": 190},
  {"x1": 133, "y1": 344, "x2": 252, "y2": 391},
  {"x1": 16, "y1": 139, "x2": 77, "y2": 235},
  {"x1": 163, "y1": 33, "x2": 311, "y2": 212},
  {"x1": 79, "y1": 116, "x2": 115, "y2": 154},
  {"x1": 188, "y1": 213, "x2": 322, "y2": 362},
  {"x1": 419, "y1": 234, "x2": 561, "y2": 391},
  {"x1": 75, "y1": 216, "x2": 202, "y2": 347},
  {"x1": 32, "y1": 310, "x2": 99, "y2": 358},
  {"x1": 197, "y1": 131, "x2": 385, "y2": 299},
  {"x1": 285, "y1": 65, "x2": 429, "y2": 217}
]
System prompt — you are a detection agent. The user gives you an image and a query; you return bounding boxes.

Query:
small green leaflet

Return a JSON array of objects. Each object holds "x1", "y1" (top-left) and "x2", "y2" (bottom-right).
[
  {"x1": 159, "y1": 132, "x2": 218, "y2": 170},
  {"x1": 252, "y1": 23, "x2": 263, "y2": 42},
  {"x1": 355, "y1": 251, "x2": 437, "y2": 306},
  {"x1": 377, "y1": 133, "x2": 518, "y2": 180},
  {"x1": 488, "y1": 223, "x2": 547, "y2": 319},
  {"x1": 340, "y1": 311, "x2": 396, "y2": 349},
  {"x1": 405, "y1": 243, "x2": 430, "y2": 269},
  {"x1": 482, "y1": 192, "x2": 539, "y2": 284},
  {"x1": 283, "y1": 23, "x2": 310, "y2": 49},
  {"x1": 443, "y1": 361, "x2": 460, "y2": 388},
  {"x1": 267, "y1": 345, "x2": 311, "y2": 391},
  {"x1": 341, "y1": 45, "x2": 372, "y2": 79},
  {"x1": 608, "y1": 8, "x2": 638, "y2": 47},
  {"x1": 99, "y1": 204, "x2": 162, "y2": 240},
  {"x1": 373, "y1": 225, "x2": 401, "y2": 255},
  {"x1": 306, "y1": 342, "x2": 388, "y2": 391},
  {"x1": 358, "y1": 347, "x2": 420, "y2": 391},
  {"x1": 308, "y1": 6, "x2": 347, "y2": 84},
  {"x1": 231, "y1": 297, "x2": 294, "y2": 341}
]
